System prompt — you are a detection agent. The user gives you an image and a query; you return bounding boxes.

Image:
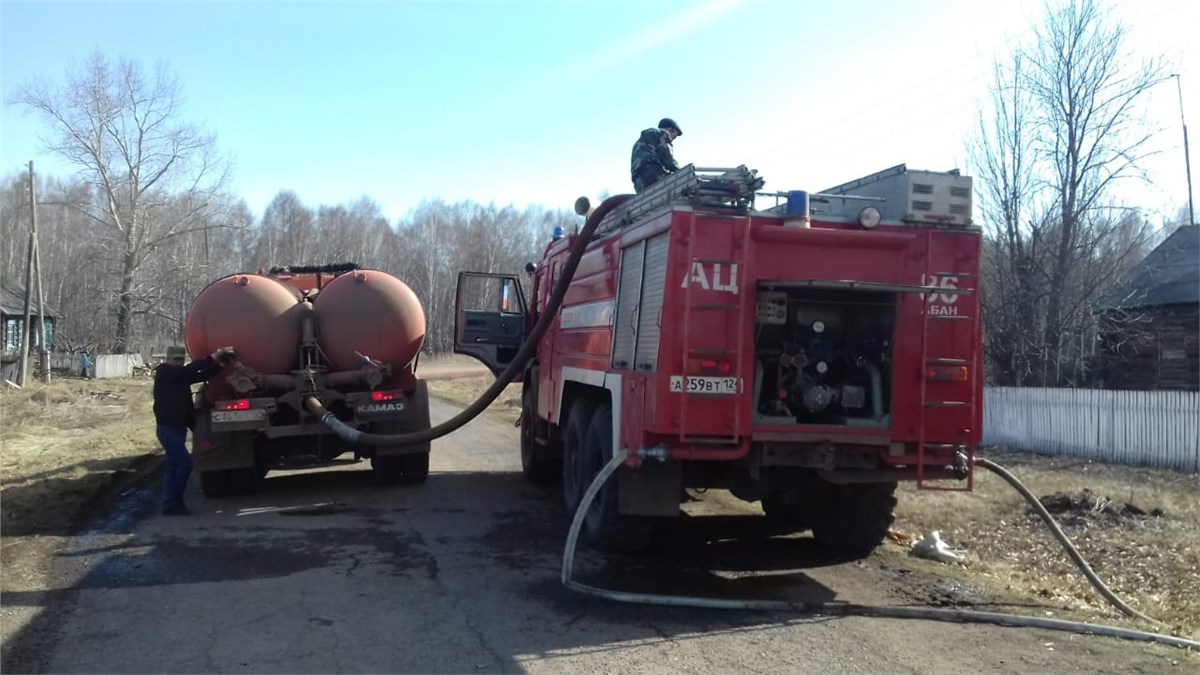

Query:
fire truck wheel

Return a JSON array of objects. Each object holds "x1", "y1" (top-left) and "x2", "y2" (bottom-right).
[
  {"x1": 809, "y1": 481, "x2": 897, "y2": 556},
  {"x1": 761, "y1": 491, "x2": 817, "y2": 531},
  {"x1": 372, "y1": 455, "x2": 404, "y2": 484},
  {"x1": 521, "y1": 387, "x2": 559, "y2": 484},
  {"x1": 399, "y1": 452, "x2": 430, "y2": 485},
  {"x1": 199, "y1": 470, "x2": 232, "y2": 498},
  {"x1": 561, "y1": 401, "x2": 596, "y2": 515},
  {"x1": 580, "y1": 404, "x2": 653, "y2": 552}
]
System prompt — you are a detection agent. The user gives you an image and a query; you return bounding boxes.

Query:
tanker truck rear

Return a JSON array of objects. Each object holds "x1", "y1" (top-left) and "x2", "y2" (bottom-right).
[{"x1": 186, "y1": 264, "x2": 431, "y2": 495}]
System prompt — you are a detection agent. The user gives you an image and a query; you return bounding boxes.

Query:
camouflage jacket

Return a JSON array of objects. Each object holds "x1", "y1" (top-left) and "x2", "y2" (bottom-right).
[{"x1": 630, "y1": 128, "x2": 679, "y2": 180}]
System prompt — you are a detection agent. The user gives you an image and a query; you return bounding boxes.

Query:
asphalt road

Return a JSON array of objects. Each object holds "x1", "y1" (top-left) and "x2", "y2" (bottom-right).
[{"x1": 10, "y1": 400, "x2": 1185, "y2": 673}]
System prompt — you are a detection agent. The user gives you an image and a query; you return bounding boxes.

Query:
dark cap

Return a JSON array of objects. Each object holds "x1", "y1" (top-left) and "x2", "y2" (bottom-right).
[{"x1": 658, "y1": 118, "x2": 682, "y2": 136}]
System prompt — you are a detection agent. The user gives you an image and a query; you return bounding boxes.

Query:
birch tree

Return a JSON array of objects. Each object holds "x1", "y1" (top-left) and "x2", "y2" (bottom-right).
[
  {"x1": 12, "y1": 51, "x2": 230, "y2": 351},
  {"x1": 973, "y1": 0, "x2": 1164, "y2": 386}
]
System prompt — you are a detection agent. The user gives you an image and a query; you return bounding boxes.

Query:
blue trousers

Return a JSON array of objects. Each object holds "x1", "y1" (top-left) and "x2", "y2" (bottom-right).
[{"x1": 156, "y1": 425, "x2": 192, "y2": 510}]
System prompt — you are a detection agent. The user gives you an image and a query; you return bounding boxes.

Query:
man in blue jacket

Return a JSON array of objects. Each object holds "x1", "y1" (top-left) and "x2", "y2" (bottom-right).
[{"x1": 154, "y1": 345, "x2": 237, "y2": 515}]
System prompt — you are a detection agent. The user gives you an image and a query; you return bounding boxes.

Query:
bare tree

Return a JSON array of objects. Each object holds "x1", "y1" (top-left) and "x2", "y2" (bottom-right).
[
  {"x1": 253, "y1": 190, "x2": 314, "y2": 268},
  {"x1": 972, "y1": 0, "x2": 1164, "y2": 386},
  {"x1": 12, "y1": 51, "x2": 229, "y2": 351}
]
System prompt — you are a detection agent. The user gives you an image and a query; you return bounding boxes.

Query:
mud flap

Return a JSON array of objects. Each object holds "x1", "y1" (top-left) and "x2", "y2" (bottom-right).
[
  {"x1": 371, "y1": 380, "x2": 432, "y2": 457},
  {"x1": 618, "y1": 460, "x2": 682, "y2": 517},
  {"x1": 192, "y1": 417, "x2": 258, "y2": 472}
]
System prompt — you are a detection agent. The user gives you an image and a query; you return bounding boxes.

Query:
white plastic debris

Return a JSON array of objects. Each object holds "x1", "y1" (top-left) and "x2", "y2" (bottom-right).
[{"x1": 911, "y1": 530, "x2": 966, "y2": 564}]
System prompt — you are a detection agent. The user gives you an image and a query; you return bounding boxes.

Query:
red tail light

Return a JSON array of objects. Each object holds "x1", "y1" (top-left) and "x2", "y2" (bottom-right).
[
  {"x1": 687, "y1": 358, "x2": 733, "y2": 374},
  {"x1": 371, "y1": 390, "x2": 402, "y2": 402},
  {"x1": 926, "y1": 367, "x2": 970, "y2": 383},
  {"x1": 220, "y1": 399, "x2": 251, "y2": 411}
]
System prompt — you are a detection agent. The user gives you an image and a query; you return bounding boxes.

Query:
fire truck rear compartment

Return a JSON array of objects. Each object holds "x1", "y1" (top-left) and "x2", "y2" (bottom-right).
[{"x1": 753, "y1": 286, "x2": 895, "y2": 427}]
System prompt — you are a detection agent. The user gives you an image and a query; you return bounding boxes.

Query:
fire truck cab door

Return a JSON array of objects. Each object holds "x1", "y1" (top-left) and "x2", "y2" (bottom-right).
[{"x1": 454, "y1": 272, "x2": 528, "y2": 376}]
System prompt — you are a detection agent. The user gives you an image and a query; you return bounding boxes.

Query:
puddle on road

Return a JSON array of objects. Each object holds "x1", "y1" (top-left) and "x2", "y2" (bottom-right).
[
  {"x1": 72, "y1": 520, "x2": 438, "y2": 590},
  {"x1": 82, "y1": 486, "x2": 157, "y2": 536}
]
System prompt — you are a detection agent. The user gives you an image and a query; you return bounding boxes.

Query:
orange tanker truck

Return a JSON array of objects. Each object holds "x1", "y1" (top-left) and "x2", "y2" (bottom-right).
[{"x1": 184, "y1": 263, "x2": 431, "y2": 495}]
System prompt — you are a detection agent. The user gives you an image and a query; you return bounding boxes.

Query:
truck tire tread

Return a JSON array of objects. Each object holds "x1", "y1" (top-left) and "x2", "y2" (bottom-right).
[
  {"x1": 561, "y1": 402, "x2": 595, "y2": 514},
  {"x1": 810, "y1": 481, "x2": 897, "y2": 556},
  {"x1": 372, "y1": 455, "x2": 404, "y2": 484},
  {"x1": 199, "y1": 469, "x2": 232, "y2": 498},
  {"x1": 580, "y1": 404, "x2": 652, "y2": 552},
  {"x1": 399, "y1": 451, "x2": 430, "y2": 484}
]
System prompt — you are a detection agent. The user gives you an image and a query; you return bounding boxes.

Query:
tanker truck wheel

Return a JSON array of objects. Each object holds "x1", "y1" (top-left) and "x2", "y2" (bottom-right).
[
  {"x1": 371, "y1": 456, "x2": 404, "y2": 484},
  {"x1": 578, "y1": 403, "x2": 652, "y2": 552},
  {"x1": 228, "y1": 467, "x2": 264, "y2": 495},
  {"x1": 199, "y1": 470, "x2": 232, "y2": 498},
  {"x1": 809, "y1": 481, "x2": 897, "y2": 557},
  {"x1": 372, "y1": 452, "x2": 429, "y2": 484},
  {"x1": 398, "y1": 380, "x2": 431, "y2": 485},
  {"x1": 399, "y1": 451, "x2": 430, "y2": 484}
]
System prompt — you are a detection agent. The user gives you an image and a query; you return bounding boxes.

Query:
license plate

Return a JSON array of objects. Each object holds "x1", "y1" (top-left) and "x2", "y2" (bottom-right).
[
  {"x1": 669, "y1": 376, "x2": 741, "y2": 395},
  {"x1": 211, "y1": 409, "x2": 267, "y2": 423}
]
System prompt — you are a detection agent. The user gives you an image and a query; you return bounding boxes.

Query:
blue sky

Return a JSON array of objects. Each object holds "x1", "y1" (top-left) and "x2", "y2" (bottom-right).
[{"x1": 1, "y1": 0, "x2": 1196, "y2": 225}]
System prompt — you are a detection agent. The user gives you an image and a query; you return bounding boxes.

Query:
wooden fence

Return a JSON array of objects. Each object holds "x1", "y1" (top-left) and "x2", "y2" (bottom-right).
[{"x1": 984, "y1": 387, "x2": 1200, "y2": 473}]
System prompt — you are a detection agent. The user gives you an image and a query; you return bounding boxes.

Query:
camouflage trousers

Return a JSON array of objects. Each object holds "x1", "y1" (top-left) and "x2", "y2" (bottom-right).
[{"x1": 633, "y1": 165, "x2": 668, "y2": 194}]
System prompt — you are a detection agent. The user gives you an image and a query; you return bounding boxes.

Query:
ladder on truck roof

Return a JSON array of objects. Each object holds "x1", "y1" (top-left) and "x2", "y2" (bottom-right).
[
  {"x1": 598, "y1": 164, "x2": 765, "y2": 235},
  {"x1": 916, "y1": 232, "x2": 979, "y2": 491}
]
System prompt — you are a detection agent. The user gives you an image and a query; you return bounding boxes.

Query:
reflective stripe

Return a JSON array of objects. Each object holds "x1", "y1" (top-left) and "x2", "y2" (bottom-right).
[{"x1": 560, "y1": 300, "x2": 616, "y2": 330}]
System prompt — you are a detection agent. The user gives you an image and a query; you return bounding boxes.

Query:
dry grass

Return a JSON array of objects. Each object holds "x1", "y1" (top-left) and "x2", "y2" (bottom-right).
[
  {"x1": 0, "y1": 378, "x2": 157, "y2": 579},
  {"x1": 426, "y1": 375, "x2": 522, "y2": 424},
  {"x1": 418, "y1": 353, "x2": 486, "y2": 371},
  {"x1": 892, "y1": 447, "x2": 1200, "y2": 638}
]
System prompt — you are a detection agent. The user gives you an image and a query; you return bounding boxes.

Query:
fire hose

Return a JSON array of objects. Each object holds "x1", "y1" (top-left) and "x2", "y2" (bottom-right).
[
  {"x1": 562, "y1": 449, "x2": 1200, "y2": 651},
  {"x1": 304, "y1": 194, "x2": 633, "y2": 446}
]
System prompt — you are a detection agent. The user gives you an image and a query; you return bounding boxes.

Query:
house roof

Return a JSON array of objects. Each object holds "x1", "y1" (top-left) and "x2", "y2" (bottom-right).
[
  {"x1": 0, "y1": 283, "x2": 59, "y2": 318},
  {"x1": 1096, "y1": 225, "x2": 1199, "y2": 311}
]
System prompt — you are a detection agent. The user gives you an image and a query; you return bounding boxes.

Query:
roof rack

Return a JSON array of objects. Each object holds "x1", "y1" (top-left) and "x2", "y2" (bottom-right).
[{"x1": 598, "y1": 164, "x2": 765, "y2": 234}]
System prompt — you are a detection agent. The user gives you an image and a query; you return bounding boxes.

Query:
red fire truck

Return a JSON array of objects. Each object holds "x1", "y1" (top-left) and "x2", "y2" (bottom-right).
[{"x1": 455, "y1": 164, "x2": 982, "y2": 553}]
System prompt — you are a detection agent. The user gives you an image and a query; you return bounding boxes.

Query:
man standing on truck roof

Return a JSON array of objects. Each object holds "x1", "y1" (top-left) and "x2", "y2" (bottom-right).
[
  {"x1": 631, "y1": 117, "x2": 682, "y2": 193},
  {"x1": 154, "y1": 345, "x2": 237, "y2": 516}
]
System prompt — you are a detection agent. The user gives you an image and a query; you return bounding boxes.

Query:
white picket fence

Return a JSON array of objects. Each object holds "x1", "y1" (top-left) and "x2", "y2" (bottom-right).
[
  {"x1": 984, "y1": 387, "x2": 1200, "y2": 473},
  {"x1": 92, "y1": 354, "x2": 146, "y2": 379}
]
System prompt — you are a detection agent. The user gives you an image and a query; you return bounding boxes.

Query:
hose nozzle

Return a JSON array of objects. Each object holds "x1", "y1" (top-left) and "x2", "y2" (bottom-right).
[{"x1": 638, "y1": 445, "x2": 669, "y2": 462}]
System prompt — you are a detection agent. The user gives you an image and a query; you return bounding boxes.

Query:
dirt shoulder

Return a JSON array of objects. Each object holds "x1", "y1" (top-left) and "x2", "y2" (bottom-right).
[
  {"x1": 425, "y1": 374, "x2": 521, "y2": 424},
  {"x1": 0, "y1": 377, "x2": 160, "y2": 662},
  {"x1": 892, "y1": 447, "x2": 1200, "y2": 639}
]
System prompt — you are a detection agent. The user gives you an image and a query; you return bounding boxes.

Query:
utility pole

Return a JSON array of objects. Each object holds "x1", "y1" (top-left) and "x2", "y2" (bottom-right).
[
  {"x1": 33, "y1": 167, "x2": 50, "y2": 382},
  {"x1": 1173, "y1": 74, "x2": 1195, "y2": 226},
  {"x1": 17, "y1": 163, "x2": 36, "y2": 386}
]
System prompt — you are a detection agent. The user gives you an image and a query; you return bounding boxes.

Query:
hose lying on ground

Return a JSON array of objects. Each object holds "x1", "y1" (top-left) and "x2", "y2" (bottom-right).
[
  {"x1": 974, "y1": 457, "x2": 1162, "y2": 626},
  {"x1": 562, "y1": 450, "x2": 1199, "y2": 652},
  {"x1": 306, "y1": 194, "x2": 633, "y2": 447}
]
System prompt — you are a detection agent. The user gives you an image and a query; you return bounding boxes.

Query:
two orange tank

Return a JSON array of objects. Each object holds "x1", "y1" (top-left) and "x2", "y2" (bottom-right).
[{"x1": 184, "y1": 270, "x2": 425, "y2": 375}]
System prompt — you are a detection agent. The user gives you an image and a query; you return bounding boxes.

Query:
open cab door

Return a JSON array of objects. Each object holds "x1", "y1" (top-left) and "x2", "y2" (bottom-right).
[{"x1": 454, "y1": 272, "x2": 528, "y2": 376}]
